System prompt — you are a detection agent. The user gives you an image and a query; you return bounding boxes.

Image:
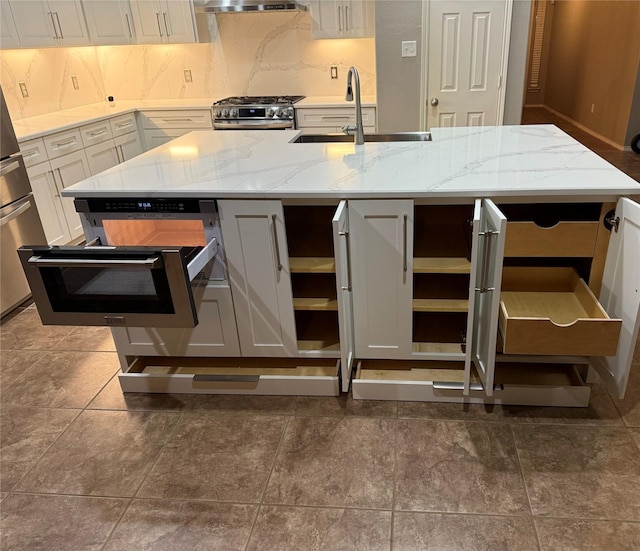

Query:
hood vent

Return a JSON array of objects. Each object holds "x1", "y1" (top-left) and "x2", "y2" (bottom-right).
[{"x1": 195, "y1": 0, "x2": 307, "y2": 13}]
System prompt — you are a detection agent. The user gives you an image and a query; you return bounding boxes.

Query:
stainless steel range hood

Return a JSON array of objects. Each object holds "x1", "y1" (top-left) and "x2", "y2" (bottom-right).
[{"x1": 195, "y1": 0, "x2": 307, "y2": 13}]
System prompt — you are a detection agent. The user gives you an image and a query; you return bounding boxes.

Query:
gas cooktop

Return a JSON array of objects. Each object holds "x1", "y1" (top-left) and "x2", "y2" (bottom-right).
[
  {"x1": 213, "y1": 96, "x2": 305, "y2": 106},
  {"x1": 212, "y1": 96, "x2": 305, "y2": 129}
]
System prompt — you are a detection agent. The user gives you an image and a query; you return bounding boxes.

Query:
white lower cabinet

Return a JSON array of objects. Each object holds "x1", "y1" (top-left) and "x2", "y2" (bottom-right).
[
  {"x1": 139, "y1": 109, "x2": 213, "y2": 151},
  {"x1": 295, "y1": 106, "x2": 376, "y2": 134},
  {"x1": 85, "y1": 140, "x2": 120, "y2": 175},
  {"x1": 114, "y1": 131, "x2": 143, "y2": 161}
]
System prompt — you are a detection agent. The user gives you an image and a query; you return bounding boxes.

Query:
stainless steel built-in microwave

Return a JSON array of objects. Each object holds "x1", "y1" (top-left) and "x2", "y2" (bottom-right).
[{"x1": 19, "y1": 198, "x2": 222, "y2": 328}]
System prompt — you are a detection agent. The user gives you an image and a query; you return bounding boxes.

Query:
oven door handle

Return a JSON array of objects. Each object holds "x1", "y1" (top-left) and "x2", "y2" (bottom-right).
[{"x1": 27, "y1": 256, "x2": 163, "y2": 269}]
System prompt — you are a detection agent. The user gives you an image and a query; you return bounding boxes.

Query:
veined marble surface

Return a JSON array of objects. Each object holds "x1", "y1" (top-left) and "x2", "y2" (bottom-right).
[{"x1": 61, "y1": 125, "x2": 640, "y2": 200}]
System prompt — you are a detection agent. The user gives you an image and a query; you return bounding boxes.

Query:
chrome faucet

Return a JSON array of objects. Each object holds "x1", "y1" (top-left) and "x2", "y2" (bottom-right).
[{"x1": 342, "y1": 66, "x2": 365, "y2": 145}]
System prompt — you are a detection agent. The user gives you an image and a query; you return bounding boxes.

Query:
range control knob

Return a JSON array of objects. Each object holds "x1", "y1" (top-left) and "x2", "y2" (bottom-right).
[
  {"x1": 214, "y1": 109, "x2": 221, "y2": 117},
  {"x1": 266, "y1": 107, "x2": 275, "y2": 117},
  {"x1": 230, "y1": 109, "x2": 238, "y2": 118},
  {"x1": 223, "y1": 109, "x2": 229, "y2": 118}
]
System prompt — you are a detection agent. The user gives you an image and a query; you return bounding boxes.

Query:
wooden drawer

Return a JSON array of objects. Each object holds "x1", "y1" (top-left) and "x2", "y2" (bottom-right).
[
  {"x1": 140, "y1": 110, "x2": 213, "y2": 130},
  {"x1": 499, "y1": 267, "x2": 621, "y2": 356},
  {"x1": 109, "y1": 113, "x2": 137, "y2": 137},
  {"x1": 79, "y1": 119, "x2": 113, "y2": 147},
  {"x1": 43, "y1": 128, "x2": 83, "y2": 159},
  {"x1": 19, "y1": 137, "x2": 48, "y2": 168},
  {"x1": 295, "y1": 107, "x2": 376, "y2": 128},
  {"x1": 504, "y1": 221, "x2": 599, "y2": 257}
]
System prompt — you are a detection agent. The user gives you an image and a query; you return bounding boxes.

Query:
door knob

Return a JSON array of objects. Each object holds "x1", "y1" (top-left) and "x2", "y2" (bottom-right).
[{"x1": 430, "y1": 97, "x2": 439, "y2": 106}]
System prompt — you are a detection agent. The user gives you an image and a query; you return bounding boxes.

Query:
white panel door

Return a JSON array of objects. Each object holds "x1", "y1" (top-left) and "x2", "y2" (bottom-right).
[
  {"x1": 82, "y1": 0, "x2": 135, "y2": 45},
  {"x1": 49, "y1": 150, "x2": 90, "y2": 240},
  {"x1": 114, "y1": 132, "x2": 143, "y2": 162},
  {"x1": 163, "y1": 0, "x2": 196, "y2": 44},
  {"x1": 85, "y1": 141, "x2": 119, "y2": 175},
  {"x1": 470, "y1": 199, "x2": 506, "y2": 396},
  {"x1": 219, "y1": 200, "x2": 297, "y2": 357},
  {"x1": 48, "y1": 0, "x2": 90, "y2": 46},
  {"x1": 27, "y1": 162, "x2": 70, "y2": 246},
  {"x1": 427, "y1": 0, "x2": 509, "y2": 128},
  {"x1": 129, "y1": 0, "x2": 163, "y2": 43},
  {"x1": 1, "y1": 2, "x2": 21, "y2": 49},
  {"x1": 309, "y1": 0, "x2": 342, "y2": 39},
  {"x1": 591, "y1": 198, "x2": 640, "y2": 398},
  {"x1": 332, "y1": 201, "x2": 355, "y2": 391},
  {"x1": 350, "y1": 200, "x2": 413, "y2": 359},
  {"x1": 8, "y1": 0, "x2": 56, "y2": 48}
]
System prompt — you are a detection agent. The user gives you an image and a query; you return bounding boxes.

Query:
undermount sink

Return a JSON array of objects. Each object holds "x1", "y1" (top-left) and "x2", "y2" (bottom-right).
[{"x1": 292, "y1": 132, "x2": 432, "y2": 144}]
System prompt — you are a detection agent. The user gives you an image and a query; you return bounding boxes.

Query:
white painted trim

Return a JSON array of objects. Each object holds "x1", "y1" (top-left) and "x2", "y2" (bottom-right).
[
  {"x1": 419, "y1": 0, "x2": 429, "y2": 131},
  {"x1": 496, "y1": 0, "x2": 513, "y2": 125}
]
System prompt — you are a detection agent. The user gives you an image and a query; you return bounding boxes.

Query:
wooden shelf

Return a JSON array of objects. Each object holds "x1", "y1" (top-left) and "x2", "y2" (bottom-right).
[
  {"x1": 412, "y1": 342, "x2": 465, "y2": 354},
  {"x1": 289, "y1": 257, "x2": 335, "y2": 273},
  {"x1": 413, "y1": 257, "x2": 471, "y2": 274},
  {"x1": 413, "y1": 298, "x2": 469, "y2": 312},
  {"x1": 293, "y1": 298, "x2": 339, "y2": 311},
  {"x1": 298, "y1": 340, "x2": 341, "y2": 352}
]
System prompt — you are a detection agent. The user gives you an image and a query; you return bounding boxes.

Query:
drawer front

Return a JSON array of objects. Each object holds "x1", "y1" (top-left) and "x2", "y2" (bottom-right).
[
  {"x1": 43, "y1": 128, "x2": 83, "y2": 159},
  {"x1": 80, "y1": 120, "x2": 114, "y2": 147},
  {"x1": 140, "y1": 110, "x2": 213, "y2": 130},
  {"x1": 109, "y1": 113, "x2": 137, "y2": 136},
  {"x1": 298, "y1": 126, "x2": 377, "y2": 135},
  {"x1": 19, "y1": 137, "x2": 48, "y2": 168},
  {"x1": 504, "y1": 221, "x2": 599, "y2": 257},
  {"x1": 295, "y1": 107, "x2": 376, "y2": 128}
]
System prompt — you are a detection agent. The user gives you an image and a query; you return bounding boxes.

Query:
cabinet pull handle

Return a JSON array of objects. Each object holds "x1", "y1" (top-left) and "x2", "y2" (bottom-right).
[
  {"x1": 54, "y1": 138, "x2": 76, "y2": 148},
  {"x1": 161, "y1": 118, "x2": 193, "y2": 123},
  {"x1": 29, "y1": 256, "x2": 162, "y2": 269},
  {"x1": 321, "y1": 115, "x2": 350, "y2": 120},
  {"x1": 52, "y1": 170, "x2": 62, "y2": 198},
  {"x1": 48, "y1": 12, "x2": 58, "y2": 38},
  {"x1": 338, "y1": 6, "x2": 342, "y2": 31},
  {"x1": 345, "y1": 5, "x2": 349, "y2": 30},
  {"x1": 118, "y1": 145, "x2": 125, "y2": 162},
  {"x1": 125, "y1": 13, "x2": 132, "y2": 38},
  {"x1": 402, "y1": 213, "x2": 408, "y2": 272},
  {"x1": 89, "y1": 129, "x2": 107, "y2": 137},
  {"x1": 54, "y1": 12, "x2": 63, "y2": 38},
  {"x1": 116, "y1": 121, "x2": 132, "y2": 128},
  {"x1": 156, "y1": 12, "x2": 163, "y2": 36},
  {"x1": 22, "y1": 149, "x2": 38, "y2": 158},
  {"x1": 163, "y1": 12, "x2": 170, "y2": 36},
  {"x1": 475, "y1": 230, "x2": 498, "y2": 293},
  {"x1": 271, "y1": 214, "x2": 283, "y2": 272},
  {"x1": 339, "y1": 230, "x2": 352, "y2": 291}
]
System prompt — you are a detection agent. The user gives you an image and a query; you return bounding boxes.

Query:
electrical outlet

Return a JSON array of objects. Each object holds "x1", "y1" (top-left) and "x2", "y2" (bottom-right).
[
  {"x1": 183, "y1": 69, "x2": 193, "y2": 83},
  {"x1": 71, "y1": 75, "x2": 79, "y2": 90},
  {"x1": 330, "y1": 66, "x2": 338, "y2": 79},
  {"x1": 401, "y1": 40, "x2": 417, "y2": 58},
  {"x1": 19, "y1": 82, "x2": 29, "y2": 98}
]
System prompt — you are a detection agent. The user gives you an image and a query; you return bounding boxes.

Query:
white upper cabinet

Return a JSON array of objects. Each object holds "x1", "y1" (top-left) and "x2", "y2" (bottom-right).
[
  {"x1": 309, "y1": 0, "x2": 374, "y2": 39},
  {"x1": 0, "y1": 1, "x2": 21, "y2": 49},
  {"x1": 8, "y1": 0, "x2": 89, "y2": 48},
  {"x1": 82, "y1": 0, "x2": 135, "y2": 45},
  {"x1": 129, "y1": 0, "x2": 196, "y2": 44}
]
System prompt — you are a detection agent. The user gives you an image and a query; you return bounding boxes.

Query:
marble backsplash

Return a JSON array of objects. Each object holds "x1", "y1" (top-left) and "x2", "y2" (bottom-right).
[{"x1": 0, "y1": 11, "x2": 375, "y2": 121}]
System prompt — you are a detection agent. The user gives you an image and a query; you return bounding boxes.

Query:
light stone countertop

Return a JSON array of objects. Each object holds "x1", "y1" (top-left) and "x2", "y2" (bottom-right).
[{"x1": 61, "y1": 125, "x2": 640, "y2": 201}]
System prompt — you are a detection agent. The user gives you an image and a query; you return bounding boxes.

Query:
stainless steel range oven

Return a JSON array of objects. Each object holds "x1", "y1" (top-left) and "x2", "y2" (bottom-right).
[
  {"x1": 212, "y1": 95, "x2": 304, "y2": 130},
  {"x1": 19, "y1": 198, "x2": 224, "y2": 328}
]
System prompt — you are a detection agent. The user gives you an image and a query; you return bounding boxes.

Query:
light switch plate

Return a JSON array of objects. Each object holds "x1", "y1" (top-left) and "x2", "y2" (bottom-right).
[
  {"x1": 330, "y1": 65, "x2": 338, "y2": 79},
  {"x1": 402, "y1": 40, "x2": 417, "y2": 58},
  {"x1": 184, "y1": 69, "x2": 193, "y2": 83},
  {"x1": 71, "y1": 75, "x2": 79, "y2": 90},
  {"x1": 19, "y1": 82, "x2": 29, "y2": 98}
]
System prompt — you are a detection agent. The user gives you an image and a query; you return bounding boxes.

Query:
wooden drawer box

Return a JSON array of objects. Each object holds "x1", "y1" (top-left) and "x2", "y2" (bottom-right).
[
  {"x1": 504, "y1": 221, "x2": 599, "y2": 257},
  {"x1": 499, "y1": 267, "x2": 621, "y2": 356}
]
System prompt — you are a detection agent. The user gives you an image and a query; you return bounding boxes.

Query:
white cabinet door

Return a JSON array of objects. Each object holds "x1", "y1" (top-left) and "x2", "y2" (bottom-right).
[
  {"x1": 8, "y1": 0, "x2": 56, "y2": 48},
  {"x1": 342, "y1": 0, "x2": 373, "y2": 38},
  {"x1": 129, "y1": 0, "x2": 163, "y2": 43},
  {"x1": 27, "y1": 162, "x2": 70, "y2": 246},
  {"x1": 163, "y1": 0, "x2": 196, "y2": 43},
  {"x1": 591, "y1": 198, "x2": 640, "y2": 398},
  {"x1": 470, "y1": 199, "x2": 506, "y2": 397},
  {"x1": 309, "y1": 0, "x2": 341, "y2": 38},
  {"x1": 219, "y1": 200, "x2": 297, "y2": 357},
  {"x1": 47, "y1": 0, "x2": 89, "y2": 46},
  {"x1": 114, "y1": 132, "x2": 143, "y2": 162},
  {"x1": 350, "y1": 200, "x2": 413, "y2": 359},
  {"x1": 85, "y1": 140, "x2": 119, "y2": 175},
  {"x1": 332, "y1": 201, "x2": 355, "y2": 390},
  {"x1": 129, "y1": 0, "x2": 195, "y2": 44},
  {"x1": 143, "y1": 129, "x2": 188, "y2": 151},
  {"x1": 49, "y1": 150, "x2": 90, "y2": 240},
  {"x1": 0, "y1": 2, "x2": 21, "y2": 49},
  {"x1": 309, "y1": 0, "x2": 373, "y2": 39},
  {"x1": 82, "y1": 0, "x2": 134, "y2": 45}
]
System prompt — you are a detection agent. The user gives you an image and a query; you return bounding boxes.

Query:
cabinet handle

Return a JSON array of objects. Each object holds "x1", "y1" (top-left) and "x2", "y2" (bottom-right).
[
  {"x1": 116, "y1": 121, "x2": 132, "y2": 129},
  {"x1": 89, "y1": 129, "x2": 108, "y2": 138},
  {"x1": 52, "y1": 170, "x2": 62, "y2": 198},
  {"x1": 125, "y1": 13, "x2": 132, "y2": 38},
  {"x1": 402, "y1": 213, "x2": 408, "y2": 272},
  {"x1": 161, "y1": 118, "x2": 193, "y2": 123},
  {"x1": 321, "y1": 116, "x2": 350, "y2": 120},
  {"x1": 271, "y1": 214, "x2": 283, "y2": 272},
  {"x1": 338, "y1": 6, "x2": 342, "y2": 31},
  {"x1": 475, "y1": 230, "x2": 498, "y2": 293},
  {"x1": 163, "y1": 12, "x2": 170, "y2": 36},
  {"x1": 48, "y1": 12, "x2": 59, "y2": 39},
  {"x1": 54, "y1": 12, "x2": 63, "y2": 38},
  {"x1": 22, "y1": 149, "x2": 38, "y2": 159},
  {"x1": 53, "y1": 138, "x2": 76, "y2": 148},
  {"x1": 156, "y1": 12, "x2": 163, "y2": 36},
  {"x1": 118, "y1": 145, "x2": 125, "y2": 162},
  {"x1": 345, "y1": 6, "x2": 349, "y2": 30},
  {"x1": 339, "y1": 230, "x2": 352, "y2": 291}
]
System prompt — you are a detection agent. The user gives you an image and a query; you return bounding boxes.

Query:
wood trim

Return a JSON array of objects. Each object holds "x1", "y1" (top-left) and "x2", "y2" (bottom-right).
[{"x1": 413, "y1": 257, "x2": 471, "y2": 273}]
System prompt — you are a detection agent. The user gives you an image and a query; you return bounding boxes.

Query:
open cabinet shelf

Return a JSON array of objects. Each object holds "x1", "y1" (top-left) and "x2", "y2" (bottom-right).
[{"x1": 289, "y1": 257, "x2": 336, "y2": 273}]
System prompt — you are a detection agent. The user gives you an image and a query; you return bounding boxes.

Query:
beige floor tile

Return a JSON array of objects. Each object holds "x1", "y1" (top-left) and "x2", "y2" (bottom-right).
[
  {"x1": 16, "y1": 410, "x2": 180, "y2": 497},
  {"x1": 0, "y1": 349, "x2": 48, "y2": 386},
  {"x1": 395, "y1": 420, "x2": 530, "y2": 515},
  {"x1": 138, "y1": 413, "x2": 287, "y2": 502},
  {"x1": 294, "y1": 393, "x2": 397, "y2": 418},
  {"x1": 264, "y1": 417, "x2": 395, "y2": 509},
  {"x1": 398, "y1": 401, "x2": 509, "y2": 422},
  {"x1": 513, "y1": 425, "x2": 640, "y2": 519},
  {"x1": 393, "y1": 512, "x2": 538, "y2": 551},
  {"x1": 0, "y1": 407, "x2": 79, "y2": 491},
  {"x1": 611, "y1": 364, "x2": 640, "y2": 427},
  {"x1": 0, "y1": 310, "x2": 74, "y2": 351},
  {"x1": 246, "y1": 506, "x2": 391, "y2": 551},
  {"x1": 535, "y1": 518, "x2": 640, "y2": 551},
  {"x1": 186, "y1": 394, "x2": 296, "y2": 415},
  {"x1": 0, "y1": 494, "x2": 128, "y2": 551},
  {"x1": 55, "y1": 326, "x2": 117, "y2": 352},
  {"x1": 103, "y1": 499, "x2": 257, "y2": 551},
  {"x1": 2, "y1": 351, "x2": 120, "y2": 408}
]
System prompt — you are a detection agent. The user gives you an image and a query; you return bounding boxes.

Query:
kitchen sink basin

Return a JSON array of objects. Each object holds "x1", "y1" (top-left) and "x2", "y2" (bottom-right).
[{"x1": 292, "y1": 132, "x2": 432, "y2": 143}]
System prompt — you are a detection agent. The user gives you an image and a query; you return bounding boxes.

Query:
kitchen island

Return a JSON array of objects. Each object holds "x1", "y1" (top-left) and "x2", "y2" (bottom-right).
[{"x1": 56, "y1": 125, "x2": 640, "y2": 407}]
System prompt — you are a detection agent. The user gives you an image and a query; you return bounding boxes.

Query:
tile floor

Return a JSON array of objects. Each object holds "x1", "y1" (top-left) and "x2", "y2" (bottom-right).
[{"x1": 2, "y1": 111, "x2": 640, "y2": 550}]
